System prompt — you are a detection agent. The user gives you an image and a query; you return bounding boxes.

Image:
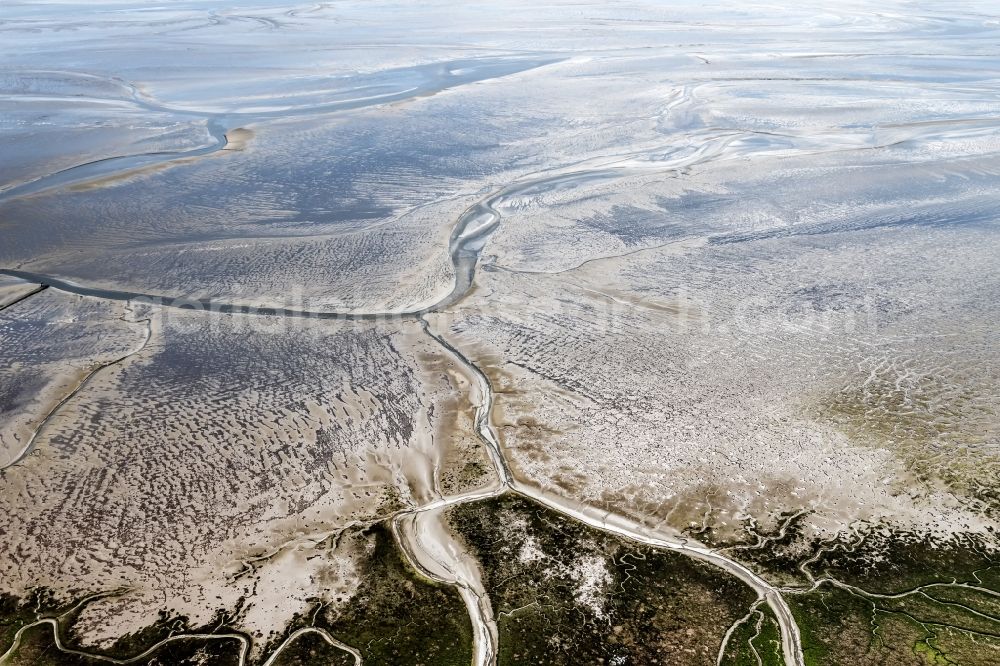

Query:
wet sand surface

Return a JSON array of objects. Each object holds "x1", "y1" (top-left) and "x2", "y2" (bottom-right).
[{"x1": 1, "y1": 1, "x2": 1000, "y2": 665}]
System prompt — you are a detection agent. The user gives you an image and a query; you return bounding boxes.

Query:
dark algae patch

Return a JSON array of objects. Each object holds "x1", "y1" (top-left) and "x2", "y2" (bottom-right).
[
  {"x1": 446, "y1": 494, "x2": 757, "y2": 665},
  {"x1": 5, "y1": 624, "x2": 240, "y2": 666},
  {"x1": 724, "y1": 510, "x2": 816, "y2": 587},
  {"x1": 5, "y1": 622, "x2": 96, "y2": 665},
  {"x1": 810, "y1": 531, "x2": 997, "y2": 593},
  {"x1": 3, "y1": 524, "x2": 472, "y2": 665},
  {"x1": 1, "y1": 590, "x2": 243, "y2": 665},
  {"x1": 6, "y1": 629, "x2": 240, "y2": 665},
  {"x1": 1, "y1": 591, "x2": 41, "y2": 656}
]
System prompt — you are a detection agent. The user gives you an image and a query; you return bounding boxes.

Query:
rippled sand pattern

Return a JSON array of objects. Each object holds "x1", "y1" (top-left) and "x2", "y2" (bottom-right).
[{"x1": 1, "y1": 1, "x2": 999, "y2": 664}]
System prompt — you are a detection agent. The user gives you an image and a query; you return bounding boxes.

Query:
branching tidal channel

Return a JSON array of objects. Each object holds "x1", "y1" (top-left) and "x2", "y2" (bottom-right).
[{"x1": 0, "y1": 116, "x2": 825, "y2": 666}]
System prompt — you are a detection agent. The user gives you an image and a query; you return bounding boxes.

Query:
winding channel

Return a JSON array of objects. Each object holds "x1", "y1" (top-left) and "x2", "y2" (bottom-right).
[
  {"x1": 0, "y1": 56, "x2": 559, "y2": 204},
  {"x1": 0, "y1": 126, "x2": 742, "y2": 317},
  {"x1": 421, "y1": 313, "x2": 805, "y2": 666},
  {"x1": 0, "y1": 130, "x2": 807, "y2": 666},
  {"x1": 10, "y1": 60, "x2": 936, "y2": 665},
  {"x1": 0, "y1": 619, "x2": 362, "y2": 666}
]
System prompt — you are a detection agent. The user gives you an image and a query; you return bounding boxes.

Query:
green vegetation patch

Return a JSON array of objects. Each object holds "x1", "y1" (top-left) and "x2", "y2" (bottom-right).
[
  {"x1": 718, "y1": 603, "x2": 784, "y2": 666},
  {"x1": 783, "y1": 528, "x2": 1000, "y2": 665},
  {"x1": 447, "y1": 494, "x2": 758, "y2": 665},
  {"x1": 268, "y1": 631, "x2": 355, "y2": 666},
  {"x1": 750, "y1": 606, "x2": 785, "y2": 666},
  {"x1": 313, "y1": 522, "x2": 473, "y2": 666},
  {"x1": 790, "y1": 581, "x2": 1000, "y2": 665}
]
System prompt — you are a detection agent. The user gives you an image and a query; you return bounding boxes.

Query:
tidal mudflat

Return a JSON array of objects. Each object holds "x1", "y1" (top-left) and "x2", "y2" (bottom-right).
[{"x1": 1, "y1": 1, "x2": 999, "y2": 664}]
